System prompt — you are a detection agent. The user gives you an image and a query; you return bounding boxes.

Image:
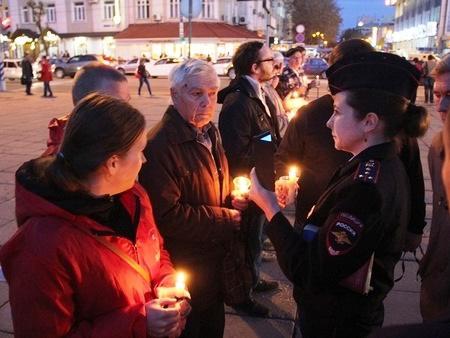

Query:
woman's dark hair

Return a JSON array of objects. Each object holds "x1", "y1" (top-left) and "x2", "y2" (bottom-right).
[
  {"x1": 345, "y1": 89, "x2": 429, "y2": 138},
  {"x1": 42, "y1": 93, "x2": 145, "y2": 192},
  {"x1": 232, "y1": 41, "x2": 264, "y2": 77}
]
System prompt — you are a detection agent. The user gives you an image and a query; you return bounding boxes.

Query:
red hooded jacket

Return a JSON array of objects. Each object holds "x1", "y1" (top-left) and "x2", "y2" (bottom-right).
[{"x1": 0, "y1": 180, "x2": 175, "y2": 338}]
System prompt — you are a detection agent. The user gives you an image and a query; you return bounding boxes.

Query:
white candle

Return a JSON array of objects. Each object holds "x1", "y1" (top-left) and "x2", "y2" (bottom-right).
[
  {"x1": 175, "y1": 271, "x2": 186, "y2": 291},
  {"x1": 275, "y1": 166, "x2": 300, "y2": 206}
]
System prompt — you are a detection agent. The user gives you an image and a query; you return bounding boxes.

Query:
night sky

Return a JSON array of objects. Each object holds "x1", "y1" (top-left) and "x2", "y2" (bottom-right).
[{"x1": 336, "y1": 0, "x2": 395, "y2": 30}]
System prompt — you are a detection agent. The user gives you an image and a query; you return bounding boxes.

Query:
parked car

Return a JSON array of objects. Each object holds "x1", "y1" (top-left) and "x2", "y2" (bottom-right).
[
  {"x1": 144, "y1": 58, "x2": 183, "y2": 78},
  {"x1": 212, "y1": 57, "x2": 235, "y2": 79},
  {"x1": 2, "y1": 59, "x2": 40, "y2": 80},
  {"x1": 302, "y1": 57, "x2": 328, "y2": 78},
  {"x1": 53, "y1": 54, "x2": 106, "y2": 78},
  {"x1": 116, "y1": 57, "x2": 151, "y2": 75}
]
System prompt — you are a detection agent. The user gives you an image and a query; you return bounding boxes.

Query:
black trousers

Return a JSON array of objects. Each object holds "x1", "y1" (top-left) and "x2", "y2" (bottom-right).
[
  {"x1": 298, "y1": 299, "x2": 384, "y2": 338},
  {"x1": 25, "y1": 80, "x2": 32, "y2": 94},
  {"x1": 43, "y1": 81, "x2": 53, "y2": 96},
  {"x1": 180, "y1": 301, "x2": 225, "y2": 338},
  {"x1": 138, "y1": 77, "x2": 152, "y2": 95}
]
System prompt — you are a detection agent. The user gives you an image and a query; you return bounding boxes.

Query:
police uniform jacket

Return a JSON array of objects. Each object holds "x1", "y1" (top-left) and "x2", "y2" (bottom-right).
[
  {"x1": 267, "y1": 142, "x2": 410, "y2": 337},
  {"x1": 275, "y1": 95, "x2": 426, "y2": 234},
  {"x1": 276, "y1": 66, "x2": 304, "y2": 100}
]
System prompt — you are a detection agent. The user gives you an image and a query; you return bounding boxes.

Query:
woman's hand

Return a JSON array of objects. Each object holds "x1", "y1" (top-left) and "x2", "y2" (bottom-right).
[
  {"x1": 249, "y1": 168, "x2": 281, "y2": 221},
  {"x1": 146, "y1": 298, "x2": 181, "y2": 337}
]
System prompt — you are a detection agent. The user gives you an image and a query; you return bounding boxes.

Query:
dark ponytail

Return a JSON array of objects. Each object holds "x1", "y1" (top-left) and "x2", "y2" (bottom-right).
[
  {"x1": 403, "y1": 103, "x2": 429, "y2": 138},
  {"x1": 42, "y1": 93, "x2": 145, "y2": 192},
  {"x1": 346, "y1": 89, "x2": 429, "y2": 139}
]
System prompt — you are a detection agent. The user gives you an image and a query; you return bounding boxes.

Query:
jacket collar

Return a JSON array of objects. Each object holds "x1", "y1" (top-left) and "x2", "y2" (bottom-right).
[
  {"x1": 338, "y1": 142, "x2": 397, "y2": 178},
  {"x1": 163, "y1": 105, "x2": 215, "y2": 145},
  {"x1": 217, "y1": 76, "x2": 260, "y2": 103}
]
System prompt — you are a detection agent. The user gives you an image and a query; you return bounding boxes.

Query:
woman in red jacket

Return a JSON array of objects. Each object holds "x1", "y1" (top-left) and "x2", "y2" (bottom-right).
[
  {"x1": 0, "y1": 94, "x2": 190, "y2": 338},
  {"x1": 40, "y1": 55, "x2": 54, "y2": 98}
]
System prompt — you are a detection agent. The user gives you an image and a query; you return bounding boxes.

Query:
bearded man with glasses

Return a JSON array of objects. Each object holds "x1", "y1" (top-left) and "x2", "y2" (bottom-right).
[{"x1": 218, "y1": 41, "x2": 281, "y2": 317}]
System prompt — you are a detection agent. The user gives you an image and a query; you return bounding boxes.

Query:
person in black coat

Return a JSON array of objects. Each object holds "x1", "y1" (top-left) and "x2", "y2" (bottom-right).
[
  {"x1": 249, "y1": 52, "x2": 429, "y2": 338},
  {"x1": 137, "y1": 58, "x2": 152, "y2": 96},
  {"x1": 275, "y1": 40, "x2": 427, "y2": 251},
  {"x1": 21, "y1": 53, "x2": 34, "y2": 95},
  {"x1": 218, "y1": 41, "x2": 281, "y2": 316}
]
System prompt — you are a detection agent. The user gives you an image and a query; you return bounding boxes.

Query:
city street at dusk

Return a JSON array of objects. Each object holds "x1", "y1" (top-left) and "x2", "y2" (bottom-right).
[{"x1": 0, "y1": 75, "x2": 445, "y2": 337}]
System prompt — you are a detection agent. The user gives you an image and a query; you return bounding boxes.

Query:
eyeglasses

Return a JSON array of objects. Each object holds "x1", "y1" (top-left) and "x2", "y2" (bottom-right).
[{"x1": 256, "y1": 58, "x2": 274, "y2": 64}]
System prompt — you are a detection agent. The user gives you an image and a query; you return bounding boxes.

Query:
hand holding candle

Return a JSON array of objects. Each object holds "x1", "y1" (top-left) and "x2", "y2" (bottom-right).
[
  {"x1": 156, "y1": 271, "x2": 191, "y2": 300},
  {"x1": 275, "y1": 166, "x2": 300, "y2": 207}
]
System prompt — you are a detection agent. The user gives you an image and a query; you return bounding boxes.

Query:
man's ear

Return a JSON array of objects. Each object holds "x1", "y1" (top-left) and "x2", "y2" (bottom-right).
[
  {"x1": 363, "y1": 112, "x2": 380, "y2": 133},
  {"x1": 251, "y1": 62, "x2": 259, "y2": 75}
]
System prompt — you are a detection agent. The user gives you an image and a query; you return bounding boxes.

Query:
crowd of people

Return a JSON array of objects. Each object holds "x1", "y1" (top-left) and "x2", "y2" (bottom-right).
[{"x1": 1, "y1": 38, "x2": 449, "y2": 338}]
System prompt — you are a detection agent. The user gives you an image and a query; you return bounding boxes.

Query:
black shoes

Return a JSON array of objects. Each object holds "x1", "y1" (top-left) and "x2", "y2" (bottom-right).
[
  {"x1": 232, "y1": 299, "x2": 270, "y2": 317},
  {"x1": 254, "y1": 279, "x2": 279, "y2": 293}
]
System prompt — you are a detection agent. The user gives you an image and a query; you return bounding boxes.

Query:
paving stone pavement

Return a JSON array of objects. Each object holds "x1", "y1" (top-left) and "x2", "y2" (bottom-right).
[{"x1": 0, "y1": 78, "x2": 443, "y2": 337}]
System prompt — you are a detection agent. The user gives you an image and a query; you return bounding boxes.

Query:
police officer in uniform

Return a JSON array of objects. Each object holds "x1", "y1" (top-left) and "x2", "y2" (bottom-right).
[{"x1": 249, "y1": 52, "x2": 429, "y2": 338}]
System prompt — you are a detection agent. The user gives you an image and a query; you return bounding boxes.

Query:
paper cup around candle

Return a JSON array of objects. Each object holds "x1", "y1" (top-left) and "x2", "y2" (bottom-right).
[
  {"x1": 275, "y1": 176, "x2": 298, "y2": 206},
  {"x1": 233, "y1": 176, "x2": 251, "y2": 198}
]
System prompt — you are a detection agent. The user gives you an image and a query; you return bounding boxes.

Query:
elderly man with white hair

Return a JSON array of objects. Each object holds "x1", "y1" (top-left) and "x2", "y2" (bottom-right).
[{"x1": 139, "y1": 59, "x2": 246, "y2": 338}]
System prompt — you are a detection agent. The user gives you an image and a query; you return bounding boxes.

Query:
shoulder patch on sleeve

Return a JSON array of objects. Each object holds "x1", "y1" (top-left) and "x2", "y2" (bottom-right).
[
  {"x1": 353, "y1": 159, "x2": 380, "y2": 183},
  {"x1": 326, "y1": 212, "x2": 364, "y2": 256}
]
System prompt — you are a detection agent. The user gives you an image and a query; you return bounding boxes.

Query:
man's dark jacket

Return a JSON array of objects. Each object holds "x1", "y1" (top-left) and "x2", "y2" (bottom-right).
[
  {"x1": 275, "y1": 94, "x2": 426, "y2": 234},
  {"x1": 139, "y1": 106, "x2": 237, "y2": 310},
  {"x1": 21, "y1": 58, "x2": 33, "y2": 81},
  {"x1": 218, "y1": 76, "x2": 281, "y2": 177}
]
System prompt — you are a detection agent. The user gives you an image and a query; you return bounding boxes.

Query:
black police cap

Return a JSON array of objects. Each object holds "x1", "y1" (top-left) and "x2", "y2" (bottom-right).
[{"x1": 326, "y1": 52, "x2": 421, "y2": 101}]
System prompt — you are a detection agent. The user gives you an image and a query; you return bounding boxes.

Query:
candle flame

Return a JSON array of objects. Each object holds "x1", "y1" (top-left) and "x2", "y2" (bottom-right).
[
  {"x1": 175, "y1": 271, "x2": 186, "y2": 290},
  {"x1": 289, "y1": 166, "x2": 299, "y2": 180}
]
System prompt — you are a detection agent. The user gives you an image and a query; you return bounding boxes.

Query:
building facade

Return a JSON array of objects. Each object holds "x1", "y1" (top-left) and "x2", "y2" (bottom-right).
[
  {"x1": 3, "y1": 0, "x2": 287, "y2": 59},
  {"x1": 386, "y1": 0, "x2": 441, "y2": 57}
]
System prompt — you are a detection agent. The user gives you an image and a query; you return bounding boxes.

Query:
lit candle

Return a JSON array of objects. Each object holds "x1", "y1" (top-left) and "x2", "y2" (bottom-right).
[
  {"x1": 175, "y1": 271, "x2": 186, "y2": 291},
  {"x1": 232, "y1": 176, "x2": 251, "y2": 198},
  {"x1": 275, "y1": 166, "x2": 300, "y2": 206},
  {"x1": 288, "y1": 166, "x2": 299, "y2": 181},
  {"x1": 156, "y1": 271, "x2": 189, "y2": 299}
]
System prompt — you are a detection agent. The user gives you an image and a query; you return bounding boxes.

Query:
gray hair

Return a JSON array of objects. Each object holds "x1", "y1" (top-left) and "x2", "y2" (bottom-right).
[
  {"x1": 72, "y1": 62, "x2": 127, "y2": 105},
  {"x1": 273, "y1": 51, "x2": 284, "y2": 63},
  {"x1": 432, "y1": 53, "x2": 450, "y2": 77},
  {"x1": 169, "y1": 58, "x2": 219, "y2": 89}
]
